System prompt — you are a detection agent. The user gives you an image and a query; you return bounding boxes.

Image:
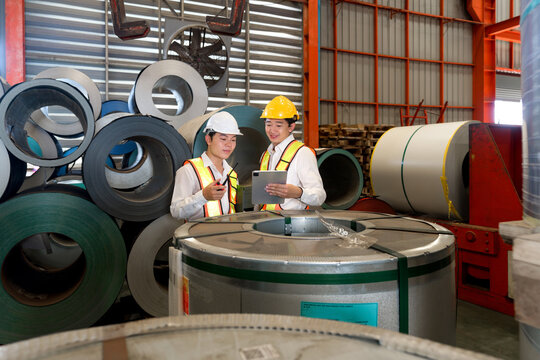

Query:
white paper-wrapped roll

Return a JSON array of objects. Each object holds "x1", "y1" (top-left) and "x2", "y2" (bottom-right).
[{"x1": 370, "y1": 121, "x2": 478, "y2": 220}]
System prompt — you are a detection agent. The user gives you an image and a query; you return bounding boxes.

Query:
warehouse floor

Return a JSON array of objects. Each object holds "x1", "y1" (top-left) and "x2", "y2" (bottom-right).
[{"x1": 456, "y1": 300, "x2": 519, "y2": 359}]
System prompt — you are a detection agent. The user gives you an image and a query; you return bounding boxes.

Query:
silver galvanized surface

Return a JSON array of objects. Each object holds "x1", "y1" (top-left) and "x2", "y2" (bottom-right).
[
  {"x1": 175, "y1": 210, "x2": 456, "y2": 345},
  {"x1": 0, "y1": 314, "x2": 498, "y2": 360}
]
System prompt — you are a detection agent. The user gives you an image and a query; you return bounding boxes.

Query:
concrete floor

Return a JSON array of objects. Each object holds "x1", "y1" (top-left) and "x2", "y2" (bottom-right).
[{"x1": 456, "y1": 300, "x2": 519, "y2": 359}]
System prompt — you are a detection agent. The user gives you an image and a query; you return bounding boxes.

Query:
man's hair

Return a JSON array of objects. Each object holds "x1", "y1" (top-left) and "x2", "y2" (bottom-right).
[{"x1": 206, "y1": 131, "x2": 216, "y2": 139}]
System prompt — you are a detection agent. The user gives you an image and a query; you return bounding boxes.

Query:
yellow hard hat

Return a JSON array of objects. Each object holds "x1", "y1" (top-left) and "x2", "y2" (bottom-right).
[{"x1": 260, "y1": 95, "x2": 299, "y2": 121}]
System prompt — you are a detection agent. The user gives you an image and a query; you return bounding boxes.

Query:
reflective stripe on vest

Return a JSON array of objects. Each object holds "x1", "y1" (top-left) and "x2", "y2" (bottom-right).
[
  {"x1": 259, "y1": 140, "x2": 313, "y2": 211},
  {"x1": 186, "y1": 157, "x2": 237, "y2": 217}
]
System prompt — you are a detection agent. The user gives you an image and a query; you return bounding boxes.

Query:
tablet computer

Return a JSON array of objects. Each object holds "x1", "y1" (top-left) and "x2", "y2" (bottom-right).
[{"x1": 251, "y1": 170, "x2": 287, "y2": 205}]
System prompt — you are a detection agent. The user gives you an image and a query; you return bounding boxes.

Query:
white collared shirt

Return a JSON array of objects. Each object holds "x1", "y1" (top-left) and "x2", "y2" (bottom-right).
[
  {"x1": 170, "y1": 152, "x2": 233, "y2": 221},
  {"x1": 264, "y1": 134, "x2": 326, "y2": 210}
]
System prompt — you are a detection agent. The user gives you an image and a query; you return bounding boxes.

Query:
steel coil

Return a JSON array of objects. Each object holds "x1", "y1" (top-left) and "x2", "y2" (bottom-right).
[
  {"x1": 95, "y1": 113, "x2": 154, "y2": 190},
  {"x1": 0, "y1": 76, "x2": 10, "y2": 98},
  {"x1": 174, "y1": 210, "x2": 456, "y2": 345},
  {"x1": 316, "y1": 148, "x2": 364, "y2": 209},
  {"x1": 33, "y1": 67, "x2": 101, "y2": 136},
  {"x1": 18, "y1": 123, "x2": 60, "y2": 192},
  {"x1": 82, "y1": 115, "x2": 191, "y2": 221},
  {"x1": 0, "y1": 79, "x2": 95, "y2": 167},
  {"x1": 127, "y1": 214, "x2": 184, "y2": 317},
  {"x1": 0, "y1": 314, "x2": 496, "y2": 360},
  {"x1": 0, "y1": 139, "x2": 27, "y2": 202},
  {"x1": 129, "y1": 60, "x2": 208, "y2": 129},
  {"x1": 0, "y1": 191, "x2": 126, "y2": 344},
  {"x1": 100, "y1": 99, "x2": 130, "y2": 117},
  {"x1": 370, "y1": 121, "x2": 477, "y2": 220}
]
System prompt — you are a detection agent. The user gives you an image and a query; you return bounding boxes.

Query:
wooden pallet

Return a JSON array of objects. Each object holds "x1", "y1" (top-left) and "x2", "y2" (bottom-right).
[{"x1": 319, "y1": 123, "x2": 394, "y2": 197}]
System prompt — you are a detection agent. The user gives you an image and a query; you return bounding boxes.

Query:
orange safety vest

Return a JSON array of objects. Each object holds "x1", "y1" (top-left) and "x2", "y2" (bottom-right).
[
  {"x1": 186, "y1": 157, "x2": 238, "y2": 217},
  {"x1": 259, "y1": 140, "x2": 314, "y2": 211}
]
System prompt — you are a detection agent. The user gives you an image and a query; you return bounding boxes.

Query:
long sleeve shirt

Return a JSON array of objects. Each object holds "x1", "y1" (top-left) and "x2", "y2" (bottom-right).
[
  {"x1": 170, "y1": 152, "x2": 233, "y2": 221},
  {"x1": 264, "y1": 135, "x2": 326, "y2": 209}
]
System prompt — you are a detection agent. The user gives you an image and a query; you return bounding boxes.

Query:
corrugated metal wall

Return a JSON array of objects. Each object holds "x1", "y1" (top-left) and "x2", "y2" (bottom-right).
[
  {"x1": 495, "y1": 0, "x2": 521, "y2": 102},
  {"x1": 24, "y1": 0, "x2": 304, "y2": 114},
  {"x1": 320, "y1": 0, "x2": 474, "y2": 126}
]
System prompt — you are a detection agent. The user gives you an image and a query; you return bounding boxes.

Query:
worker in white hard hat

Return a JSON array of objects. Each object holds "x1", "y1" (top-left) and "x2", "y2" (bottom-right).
[
  {"x1": 170, "y1": 111, "x2": 242, "y2": 220},
  {"x1": 259, "y1": 95, "x2": 326, "y2": 210}
]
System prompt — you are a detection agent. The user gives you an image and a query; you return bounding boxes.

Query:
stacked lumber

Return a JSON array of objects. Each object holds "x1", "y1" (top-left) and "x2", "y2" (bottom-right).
[{"x1": 319, "y1": 123, "x2": 394, "y2": 195}]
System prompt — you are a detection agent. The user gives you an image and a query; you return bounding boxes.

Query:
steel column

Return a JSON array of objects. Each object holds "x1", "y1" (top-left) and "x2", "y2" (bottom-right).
[
  {"x1": 303, "y1": 0, "x2": 319, "y2": 147},
  {"x1": 5, "y1": 0, "x2": 25, "y2": 84}
]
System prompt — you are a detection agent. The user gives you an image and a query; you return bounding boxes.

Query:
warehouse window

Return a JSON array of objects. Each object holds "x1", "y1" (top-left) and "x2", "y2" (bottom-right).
[{"x1": 494, "y1": 100, "x2": 522, "y2": 125}]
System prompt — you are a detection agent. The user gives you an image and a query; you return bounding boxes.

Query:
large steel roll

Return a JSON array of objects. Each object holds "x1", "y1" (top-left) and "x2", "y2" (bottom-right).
[
  {"x1": 82, "y1": 115, "x2": 191, "y2": 221},
  {"x1": 18, "y1": 123, "x2": 60, "y2": 192},
  {"x1": 173, "y1": 210, "x2": 456, "y2": 345},
  {"x1": 0, "y1": 76, "x2": 10, "y2": 97},
  {"x1": 0, "y1": 315, "x2": 496, "y2": 360},
  {"x1": 33, "y1": 67, "x2": 101, "y2": 136},
  {"x1": 129, "y1": 60, "x2": 208, "y2": 129},
  {"x1": 0, "y1": 138, "x2": 26, "y2": 202},
  {"x1": 127, "y1": 214, "x2": 184, "y2": 317},
  {"x1": 95, "y1": 112, "x2": 154, "y2": 190},
  {"x1": 522, "y1": 0, "x2": 540, "y2": 224},
  {"x1": 178, "y1": 105, "x2": 268, "y2": 184},
  {"x1": 316, "y1": 148, "x2": 363, "y2": 209},
  {"x1": 370, "y1": 121, "x2": 476, "y2": 220},
  {"x1": 0, "y1": 190, "x2": 126, "y2": 344},
  {"x1": 0, "y1": 79, "x2": 95, "y2": 167}
]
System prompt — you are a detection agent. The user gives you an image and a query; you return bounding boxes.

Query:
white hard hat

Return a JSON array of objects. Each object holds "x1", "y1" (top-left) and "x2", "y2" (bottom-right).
[{"x1": 203, "y1": 112, "x2": 243, "y2": 136}]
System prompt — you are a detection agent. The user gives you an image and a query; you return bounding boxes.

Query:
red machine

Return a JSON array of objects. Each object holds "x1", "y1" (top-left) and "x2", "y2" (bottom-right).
[{"x1": 438, "y1": 123, "x2": 522, "y2": 316}]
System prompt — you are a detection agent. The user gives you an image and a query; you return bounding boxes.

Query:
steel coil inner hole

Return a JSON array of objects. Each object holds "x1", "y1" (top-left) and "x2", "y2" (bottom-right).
[
  {"x1": 462, "y1": 152, "x2": 470, "y2": 190},
  {"x1": 107, "y1": 136, "x2": 172, "y2": 199},
  {"x1": 1, "y1": 233, "x2": 86, "y2": 306},
  {"x1": 255, "y1": 217, "x2": 365, "y2": 238},
  {"x1": 319, "y1": 154, "x2": 360, "y2": 208},
  {"x1": 152, "y1": 75, "x2": 193, "y2": 116}
]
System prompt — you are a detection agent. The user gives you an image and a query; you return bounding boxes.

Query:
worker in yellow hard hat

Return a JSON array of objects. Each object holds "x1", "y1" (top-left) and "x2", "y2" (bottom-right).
[
  {"x1": 170, "y1": 111, "x2": 242, "y2": 220},
  {"x1": 258, "y1": 95, "x2": 326, "y2": 210}
]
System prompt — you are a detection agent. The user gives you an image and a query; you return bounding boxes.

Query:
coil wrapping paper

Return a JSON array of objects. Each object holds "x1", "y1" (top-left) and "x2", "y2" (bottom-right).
[
  {"x1": 0, "y1": 191, "x2": 126, "y2": 344},
  {"x1": 33, "y1": 67, "x2": 101, "y2": 136},
  {"x1": 370, "y1": 121, "x2": 477, "y2": 220},
  {"x1": 127, "y1": 214, "x2": 184, "y2": 317},
  {"x1": 0, "y1": 79, "x2": 95, "y2": 168},
  {"x1": 82, "y1": 115, "x2": 191, "y2": 221},
  {"x1": 0, "y1": 314, "x2": 498, "y2": 360},
  {"x1": 129, "y1": 59, "x2": 208, "y2": 129}
]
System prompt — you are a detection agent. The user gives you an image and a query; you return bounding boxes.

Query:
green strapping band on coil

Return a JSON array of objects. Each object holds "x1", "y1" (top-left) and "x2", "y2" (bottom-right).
[
  {"x1": 0, "y1": 192, "x2": 126, "y2": 344},
  {"x1": 351, "y1": 220, "x2": 408, "y2": 334},
  {"x1": 184, "y1": 254, "x2": 397, "y2": 284},
  {"x1": 371, "y1": 243, "x2": 409, "y2": 334},
  {"x1": 182, "y1": 254, "x2": 452, "y2": 286},
  {"x1": 401, "y1": 126, "x2": 424, "y2": 213},
  {"x1": 522, "y1": 0, "x2": 540, "y2": 24}
]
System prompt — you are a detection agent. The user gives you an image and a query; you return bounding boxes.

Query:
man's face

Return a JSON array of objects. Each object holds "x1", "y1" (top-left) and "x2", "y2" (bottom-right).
[
  {"x1": 206, "y1": 133, "x2": 237, "y2": 160},
  {"x1": 265, "y1": 118, "x2": 294, "y2": 146}
]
